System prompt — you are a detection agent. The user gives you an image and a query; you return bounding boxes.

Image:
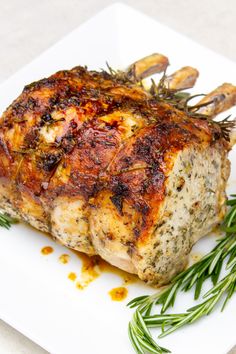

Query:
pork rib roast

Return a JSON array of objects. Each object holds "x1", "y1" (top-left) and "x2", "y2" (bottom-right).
[{"x1": 0, "y1": 54, "x2": 235, "y2": 285}]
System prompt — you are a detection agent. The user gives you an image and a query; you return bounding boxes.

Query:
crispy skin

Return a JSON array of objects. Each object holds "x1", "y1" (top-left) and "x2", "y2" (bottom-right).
[{"x1": 0, "y1": 67, "x2": 230, "y2": 285}]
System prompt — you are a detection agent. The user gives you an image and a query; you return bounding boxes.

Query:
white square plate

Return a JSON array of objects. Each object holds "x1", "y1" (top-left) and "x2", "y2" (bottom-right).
[{"x1": 0, "y1": 3, "x2": 236, "y2": 354}]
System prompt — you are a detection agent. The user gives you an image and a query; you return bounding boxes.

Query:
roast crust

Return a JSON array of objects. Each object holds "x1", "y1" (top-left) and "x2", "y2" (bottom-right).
[{"x1": 0, "y1": 66, "x2": 230, "y2": 285}]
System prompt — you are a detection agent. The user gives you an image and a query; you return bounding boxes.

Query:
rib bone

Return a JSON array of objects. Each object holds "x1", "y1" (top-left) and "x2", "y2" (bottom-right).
[
  {"x1": 127, "y1": 53, "x2": 169, "y2": 81},
  {"x1": 164, "y1": 66, "x2": 199, "y2": 90},
  {"x1": 196, "y1": 83, "x2": 236, "y2": 117}
]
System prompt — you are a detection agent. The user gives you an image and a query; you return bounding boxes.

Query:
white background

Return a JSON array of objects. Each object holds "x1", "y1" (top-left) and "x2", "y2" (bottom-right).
[{"x1": 0, "y1": 1, "x2": 236, "y2": 353}]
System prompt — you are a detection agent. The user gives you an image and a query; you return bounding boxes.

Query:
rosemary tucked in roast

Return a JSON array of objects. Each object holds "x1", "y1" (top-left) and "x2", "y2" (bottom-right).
[
  {"x1": 150, "y1": 76, "x2": 236, "y2": 142},
  {"x1": 107, "y1": 62, "x2": 236, "y2": 142},
  {"x1": 128, "y1": 195, "x2": 236, "y2": 354}
]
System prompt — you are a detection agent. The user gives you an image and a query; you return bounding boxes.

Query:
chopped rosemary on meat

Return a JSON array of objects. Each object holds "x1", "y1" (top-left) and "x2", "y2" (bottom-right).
[
  {"x1": 128, "y1": 194, "x2": 236, "y2": 354},
  {"x1": 0, "y1": 213, "x2": 18, "y2": 229}
]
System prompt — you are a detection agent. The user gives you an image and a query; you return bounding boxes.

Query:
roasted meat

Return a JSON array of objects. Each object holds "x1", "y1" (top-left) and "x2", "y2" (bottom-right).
[{"x1": 0, "y1": 54, "x2": 235, "y2": 285}]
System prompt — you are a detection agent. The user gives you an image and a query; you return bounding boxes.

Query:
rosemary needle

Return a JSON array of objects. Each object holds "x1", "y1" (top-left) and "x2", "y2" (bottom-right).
[
  {"x1": 0, "y1": 212, "x2": 18, "y2": 229},
  {"x1": 128, "y1": 195, "x2": 236, "y2": 354}
]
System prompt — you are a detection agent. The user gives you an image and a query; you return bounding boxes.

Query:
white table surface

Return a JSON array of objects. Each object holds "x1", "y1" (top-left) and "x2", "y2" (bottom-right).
[{"x1": 0, "y1": 0, "x2": 236, "y2": 353}]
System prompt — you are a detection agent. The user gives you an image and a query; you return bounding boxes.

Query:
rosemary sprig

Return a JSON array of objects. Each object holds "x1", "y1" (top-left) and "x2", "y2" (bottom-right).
[
  {"x1": 146, "y1": 265, "x2": 236, "y2": 338},
  {"x1": 128, "y1": 195, "x2": 236, "y2": 353},
  {"x1": 0, "y1": 212, "x2": 18, "y2": 229}
]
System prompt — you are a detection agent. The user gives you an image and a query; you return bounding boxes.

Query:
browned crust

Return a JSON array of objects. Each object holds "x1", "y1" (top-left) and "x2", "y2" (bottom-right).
[{"x1": 0, "y1": 67, "x2": 228, "y2": 246}]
